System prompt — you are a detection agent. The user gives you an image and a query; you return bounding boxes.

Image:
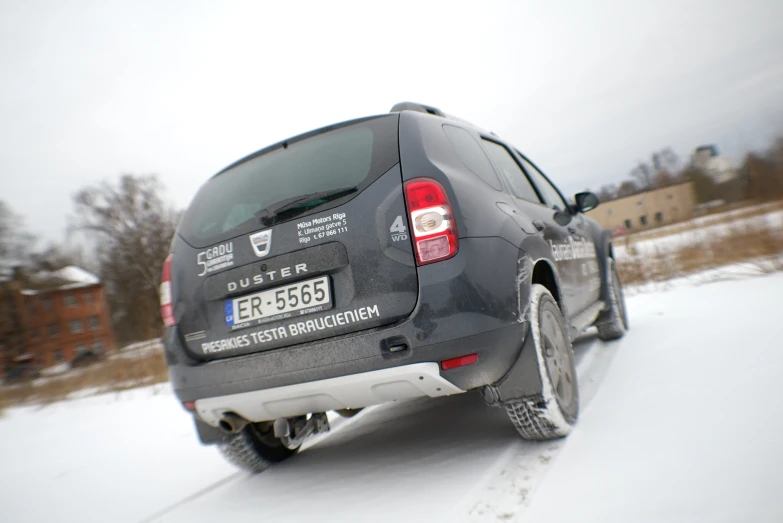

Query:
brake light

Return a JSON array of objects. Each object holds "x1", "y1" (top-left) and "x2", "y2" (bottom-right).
[
  {"x1": 404, "y1": 179, "x2": 459, "y2": 265},
  {"x1": 160, "y1": 254, "x2": 176, "y2": 327}
]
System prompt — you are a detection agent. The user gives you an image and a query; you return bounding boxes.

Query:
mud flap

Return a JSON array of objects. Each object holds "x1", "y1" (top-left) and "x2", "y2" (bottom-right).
[
  {"x1": 593, "y1": 229, "x2": 615, "y2": 327},
  {"x1": 481, "y1": 322, "x2": 543, "y2": 404},
  {"x1": 482, "y1": 255, "x2": 544, "y2": 405}
]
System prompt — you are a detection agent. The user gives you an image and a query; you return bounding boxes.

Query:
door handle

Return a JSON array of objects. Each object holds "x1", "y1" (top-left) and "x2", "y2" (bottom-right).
[
  {"x1": 567, "y1": 226, "x2": 577, "y2": 234},
  {"x1": 532, "y1": 220, "x2": 546, "y2": 232}
]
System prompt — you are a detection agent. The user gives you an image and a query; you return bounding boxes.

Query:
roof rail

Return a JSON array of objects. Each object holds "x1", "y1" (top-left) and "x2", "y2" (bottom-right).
[
  {"x1": 389, "y1": 101, "x2": 445, "y2": 117},
  {"x1": 390, "y1": 101, "x2": 488, "y2": 133}
]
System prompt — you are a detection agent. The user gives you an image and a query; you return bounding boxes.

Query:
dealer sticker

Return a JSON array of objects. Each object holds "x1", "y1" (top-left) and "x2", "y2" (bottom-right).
[{"x1": 196, "y1": 241, "x2": 234, "y2": 276}]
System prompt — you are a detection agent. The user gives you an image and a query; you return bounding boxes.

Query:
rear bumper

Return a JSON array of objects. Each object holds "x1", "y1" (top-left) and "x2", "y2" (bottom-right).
[
  {"x1": 195, "y1": 362, "x2": 464, "y2": 426},
  {"x1": 166, "y1": 237, "x2": 526, "y2": 404}
]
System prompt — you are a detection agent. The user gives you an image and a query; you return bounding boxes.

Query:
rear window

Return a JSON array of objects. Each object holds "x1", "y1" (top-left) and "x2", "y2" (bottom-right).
[{"x1": 181, "y1": 115, "x2": 399, "y2": 247}]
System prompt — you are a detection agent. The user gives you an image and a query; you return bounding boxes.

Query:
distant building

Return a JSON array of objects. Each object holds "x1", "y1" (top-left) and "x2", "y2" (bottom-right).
[
  {"x1": 586, "y1": 181, "x2": 697, "y2": 232},
  {"x1": 0, "y1": 266, "x2": 116, "y2": 375},
  {"x1": 691, "y1": 144, "x2": 739, "y2": 184}
]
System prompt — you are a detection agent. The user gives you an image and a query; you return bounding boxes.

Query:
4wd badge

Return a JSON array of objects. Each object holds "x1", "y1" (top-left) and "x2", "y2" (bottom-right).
[{"x1": 249, "y1": 230, "x2": 272, "y2": 258}]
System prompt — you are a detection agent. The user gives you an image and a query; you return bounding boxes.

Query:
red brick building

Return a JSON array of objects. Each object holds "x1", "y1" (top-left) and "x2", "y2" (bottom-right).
[{"x1": 0, "y1": 266, "x2": 116, "y2": 373}]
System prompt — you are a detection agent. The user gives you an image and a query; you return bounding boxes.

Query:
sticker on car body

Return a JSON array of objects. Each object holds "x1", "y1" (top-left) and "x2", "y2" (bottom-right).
[
  {"x1": 197, "y1": 242, "x2": 234, "y2": 276},
  {"x1": 296, "y1": 212, "x2": 348, "y2": 245},
  {"x1": 200, "y1": 304, "x2": 381, "y2": 354},
  {"x1": 548, "y1": 237, "x2": 596, "y2": 262}
]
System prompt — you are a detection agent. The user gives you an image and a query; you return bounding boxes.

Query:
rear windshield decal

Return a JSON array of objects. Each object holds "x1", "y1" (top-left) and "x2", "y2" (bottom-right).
[
  {"x1": 197, "y1": 242, "x2": 234, "y2": 276},
  {"x1": 297, "y1": 212, "x2": 348, "y2": 245}
]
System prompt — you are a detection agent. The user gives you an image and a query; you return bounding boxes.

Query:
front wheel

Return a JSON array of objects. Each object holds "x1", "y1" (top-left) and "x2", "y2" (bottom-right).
[
  {"x1": 217, "y1": 422, "x2": 298, "y2": 473},
  {"x1": 505, "y1": 285, "x2": 579, "y2": 441}
]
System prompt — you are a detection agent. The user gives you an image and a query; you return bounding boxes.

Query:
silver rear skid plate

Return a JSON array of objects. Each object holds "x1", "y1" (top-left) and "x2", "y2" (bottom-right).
[{"x1": 195, "y1": 362, "x2": 464, "y2": 427}]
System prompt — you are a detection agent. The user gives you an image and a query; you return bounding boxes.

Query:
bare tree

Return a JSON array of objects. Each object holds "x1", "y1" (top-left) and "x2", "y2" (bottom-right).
[
  {"x1": 616, "y1": 180, "x2": 639, "y2": 198},
  {"x1": 652, "y1": 170, "x2": 675, "y2": 188},
  {"x1": 0, "y1": 201, "x2": 33, "y2": 366},
  {"x1": 742, "y1": 151, "x2": 783, "y2": 202},
  {"x1": 71, "y1": 175, "x2": 181, "y2": 343},
  {"x1": 28, "y1": 243, "x2": 93, "y2": 273},
  {"x1": 631, "y1": 162, "x2": 654, "y2": 191},
  {"x1": 652, "y1": 147, "x2": 680, "y2": 173},
  {"x1": 0, "y1": 201, "x2": 34, "y2": 276},
  {"x1": 596, "y1": 184, "x2": 618, "y2": 202}
]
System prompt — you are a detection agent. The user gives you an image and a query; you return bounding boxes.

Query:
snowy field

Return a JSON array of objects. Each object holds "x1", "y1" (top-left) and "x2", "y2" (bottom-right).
[
  {"x1": 2, "y1": 273, "x2": 783, "y2": 522},
  {"x1": 614, "y1": 203, "x2": 783, "y2": 259}
]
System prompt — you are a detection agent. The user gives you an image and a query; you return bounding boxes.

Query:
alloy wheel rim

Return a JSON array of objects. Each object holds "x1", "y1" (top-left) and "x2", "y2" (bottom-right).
[{"x1": 541, "y1": 309, "x2": 575, "y2": 410}]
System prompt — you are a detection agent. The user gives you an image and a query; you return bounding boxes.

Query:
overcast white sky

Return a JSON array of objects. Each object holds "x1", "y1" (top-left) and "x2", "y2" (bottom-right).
[{"x1": 2, "y1": 0, "x2": 782, "y2": 244}]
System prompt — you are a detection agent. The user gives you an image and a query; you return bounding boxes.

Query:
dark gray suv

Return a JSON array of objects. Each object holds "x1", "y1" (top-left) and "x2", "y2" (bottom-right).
[{"x1": 160, "y1": 102, "x2": 628, "y2": 473}]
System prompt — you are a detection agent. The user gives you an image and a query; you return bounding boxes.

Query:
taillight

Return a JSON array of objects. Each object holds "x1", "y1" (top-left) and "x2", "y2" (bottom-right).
[
  {"x1": 160, "y1": 254, "x2": 176, "y2": 327},
  {"x1": 404, "y1": 178, "x2": 459, "y2": 265}
]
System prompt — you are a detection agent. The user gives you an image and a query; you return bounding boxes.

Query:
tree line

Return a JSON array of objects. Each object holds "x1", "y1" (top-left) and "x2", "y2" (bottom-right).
[
  {"x1": 592, "y1": 138, "x2": 783, "y2": 205},
  {"x1": 1, "y1": 174, "x2": 179, "y2": 345}
]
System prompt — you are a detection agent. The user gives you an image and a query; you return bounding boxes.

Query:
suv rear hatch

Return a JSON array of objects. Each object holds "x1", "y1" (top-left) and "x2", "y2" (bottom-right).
[{"x1": 170, "y1": 114, "x2": 418, "y2": 361}]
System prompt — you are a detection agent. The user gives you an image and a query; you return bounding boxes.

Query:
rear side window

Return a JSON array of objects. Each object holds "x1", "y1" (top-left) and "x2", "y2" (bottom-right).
[
  {"x1": 517, "y1": 153, "x2": 569, "y2": 211},
  {"x1": 481, "y1": 140, "x2": 541, "y2": 203},
  {"x1": 443, "y1": 125, "x2": 502, "y2": 190},
  {"x1": 181, "y1": 115, "x2": 399, "y2": 247}
]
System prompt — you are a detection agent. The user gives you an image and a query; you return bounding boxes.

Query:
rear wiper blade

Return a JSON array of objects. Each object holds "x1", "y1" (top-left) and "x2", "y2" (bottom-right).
[{"x1": 255, "y1": 186, "x2": 358, "y2": 226}]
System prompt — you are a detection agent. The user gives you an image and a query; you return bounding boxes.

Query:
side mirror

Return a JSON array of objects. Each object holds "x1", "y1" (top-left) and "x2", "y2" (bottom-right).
[{"x1": 574, "y1": 192, "x2": 599, "y2": 213}]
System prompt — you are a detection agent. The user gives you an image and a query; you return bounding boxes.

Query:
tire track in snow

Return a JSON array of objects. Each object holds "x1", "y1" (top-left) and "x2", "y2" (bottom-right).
[
  {"x1": 456, "y1": 331, "x2": 623, "y2": 522},
  {"x1": 144, "y1": 333, "x2": 622, "y2": 523},
  {"x1": 137, "y1": 405, "x2": 379, "y2": 523},
  {"x1": 137, "y1": 473, "x2": 244, "y2": 523}
]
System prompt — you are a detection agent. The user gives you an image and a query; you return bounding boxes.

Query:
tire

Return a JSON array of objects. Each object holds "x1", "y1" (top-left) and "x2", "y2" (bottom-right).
[
  {"x1": 505, "y1": 285, "x2": 579, "y2": 441},
  {"x1": 217, "y1": 422, "x2": 298, "y2": 473},
  {"x1": 597, "y1": 259, "x2": 628, "y2": 341}
]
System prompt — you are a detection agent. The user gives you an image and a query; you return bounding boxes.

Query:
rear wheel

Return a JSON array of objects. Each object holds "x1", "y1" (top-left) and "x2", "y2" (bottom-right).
[
  {"x1": 217, "y1": 422, "x2": 298, "y2": 473},
  {"x1": 505, "y1": 285, "x2": 579, "y2": 440},
  {"x1": 597, "y1": 259, "x2": 628, "y2": 341}
]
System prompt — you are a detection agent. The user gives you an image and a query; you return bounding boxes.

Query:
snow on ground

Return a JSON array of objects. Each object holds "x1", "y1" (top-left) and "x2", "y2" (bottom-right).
[
  {"x1": 614, "y1": 204, "x2": 783, "y2": 258},
  {"x1": 111, "y1": 338, "x2": 164, "y2": 360},
  {"x1": 520, "y1": 272, "x2": 783, "y2": 523},
  {"x1": 1, "y1": 273, "x2": 782, "y2": 522},
  {"x1": 0, "y1": 386, "x2": 238, "y2": 523},
  {"x1": 13, "y1": 338, "x2": 165, "y2": 386}
]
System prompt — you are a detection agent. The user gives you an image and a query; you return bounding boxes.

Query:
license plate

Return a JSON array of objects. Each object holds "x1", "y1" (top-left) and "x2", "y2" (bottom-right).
[{"x1": 224, "y1": 276, "x2": 331, "y2": 326}]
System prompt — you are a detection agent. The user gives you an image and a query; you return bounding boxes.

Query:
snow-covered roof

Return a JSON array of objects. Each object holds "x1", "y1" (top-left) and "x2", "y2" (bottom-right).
[{"x1": 20, "y1": 265, "x2": 101, "y2": 295}]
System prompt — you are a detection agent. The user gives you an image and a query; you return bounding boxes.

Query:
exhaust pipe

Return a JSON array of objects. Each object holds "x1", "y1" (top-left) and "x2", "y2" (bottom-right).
[
  {"x1": 273, "y1": 413, "x2": 330, "y2": 449},
  {"x1": 218, "y1": 413, "x2": 249, "y2": 434}
]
